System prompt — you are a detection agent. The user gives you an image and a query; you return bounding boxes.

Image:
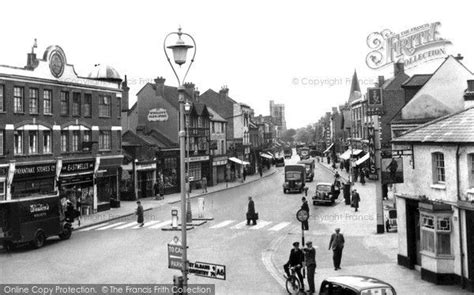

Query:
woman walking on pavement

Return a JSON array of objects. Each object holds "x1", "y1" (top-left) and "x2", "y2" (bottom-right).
[
  {"x1": 136, "y1": 201, "x2": 144, "y2": 227},
  {"x1": 246, "y1": 196, "x2": 257, "y2": 225},
  {"x1": 351, "y1": 189, "x2": 360, "y2": 212}
]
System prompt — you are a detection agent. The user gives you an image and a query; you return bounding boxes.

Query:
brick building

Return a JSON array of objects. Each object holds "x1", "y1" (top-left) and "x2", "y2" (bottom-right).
[{"x1": 0, "y1": 44, "x2": 125, "y2": 213}]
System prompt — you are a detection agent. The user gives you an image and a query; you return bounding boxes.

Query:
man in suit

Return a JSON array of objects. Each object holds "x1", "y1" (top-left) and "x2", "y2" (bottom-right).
[
  {"x1": 301, "y1": 197, "x2": 309, "y2": 230},
  {"x1": 304, "y1": 241, "x2": 317, "y2": 294},
  {"x1": 283, "y1": 242, "x2": 305, "y2": 291},
  {"x1": 328, "y1": 228, "x2": 345, "y2": 270}
]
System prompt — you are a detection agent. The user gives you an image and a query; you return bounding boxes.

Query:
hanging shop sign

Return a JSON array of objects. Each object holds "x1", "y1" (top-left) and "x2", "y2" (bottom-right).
[{"x1": 367, "y1": 127, "x2": 378, "y2": 180}]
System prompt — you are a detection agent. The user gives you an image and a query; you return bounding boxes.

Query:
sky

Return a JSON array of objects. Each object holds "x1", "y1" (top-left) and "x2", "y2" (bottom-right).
[{"x1": 0, "y1": 0, "x2": 471, "y2": 129}]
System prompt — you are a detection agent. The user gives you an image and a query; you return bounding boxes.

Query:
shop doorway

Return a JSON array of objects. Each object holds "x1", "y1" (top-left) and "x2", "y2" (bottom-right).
[
  {"x1": 406, "y1": 199, "x2": 421, "y2": 268},
  {"x1": 465, "y1": 211, "x2": 474, "y2": 285}
]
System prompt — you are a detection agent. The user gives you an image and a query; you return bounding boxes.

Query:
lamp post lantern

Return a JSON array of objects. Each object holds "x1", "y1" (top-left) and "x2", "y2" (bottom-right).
[{"x1": 164, "y1": 26, "x2": 196, "y2": 292}]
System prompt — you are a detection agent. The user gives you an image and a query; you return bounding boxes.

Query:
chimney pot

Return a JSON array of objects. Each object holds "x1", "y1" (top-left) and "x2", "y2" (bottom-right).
[
  {"x1": 154, "y1": 76, "x2": 166, "y2": 97},
  {"x1": 219, "y1": 86, "x2": 229, "y2": 97},
  {"x1": 378, "y1": 76, "x2": 385, "y2": 88},
  {"x1": 467, "y1": 80, "x2": 474, "y2": 91},
  {"x1": 455, "y1": 53, "x2": 464, "y2": 61},
  {"x1": 394, "y1": 62, "x2": 404, "y2": 76}
]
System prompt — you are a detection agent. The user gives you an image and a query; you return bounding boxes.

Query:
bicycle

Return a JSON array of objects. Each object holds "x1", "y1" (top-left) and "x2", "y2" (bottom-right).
[{"x1": 285, "y1": 266, "x2": 303, "y2": 294}]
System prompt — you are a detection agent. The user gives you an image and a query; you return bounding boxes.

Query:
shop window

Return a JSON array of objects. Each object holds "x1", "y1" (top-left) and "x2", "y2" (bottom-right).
[
  {"x1": 469, "y1": 154, "x2": 474, "y2": 188},
  {"x1": 28, "y1": 131, "x2": 38, "y2": 154},
  {"x1": 83, "y1": 130, "x2": 91, "y2": 151},
  {"x1": 117, "y1": 130, "x2": 121, "y2": 150},
  {"x1": 72, "y1": 93, "x2": 81, "y2": 116},
  {"x1": 421, "y1": 213, "x2": 452, "y2": 256},
  {"x1": 432, "y1": 152, "x2": 445, "y2": 184},
  {"x1": 0, "y1": 180, "x2": 4, "y2": 200},
  {"x1": 163, "y1": 158, "x2": 178, "y2": 190},
  {"x1": 99, "y1": 95, "x2": 111, "y2": 117},
  {"x1": 72, "y1": 131, "x2": 80, "y2": 152},
  {"x1": 29, "y1": 88, "x2": 39, "y2": 114},
  {"x1": 189, "y1": 162, "x2": 201, "y2": 181},
  {"x1": 14, "y1": 130, "x2": 23, "y2": 155},
  {"x1": 0, "y1": 131, "x2": 3, "y2": 155},
  {"x1": 13, "y1": 86, "x2": 24, "y2": 113},
  {"x1": 43, "y1": 131, "x2": 51, "y2": 153},
  {"x1": 0, "y1": 85, "x2": 4, "y2": 112},
  {"x1": 61, "y1": 131, "x2": 68, "y2": 152},
  {"x1": 60, "y1": 91, "x2": 69, "y2": 116},
  {"x1": 99, "y1": 130, "x2": 111, "y2": 150},
  {"x1": 43, "y1": 89, "x2": 52, "y2": 114},
  {"x1": 83, "y1": 93, "x2": 92, "y2": 117}
]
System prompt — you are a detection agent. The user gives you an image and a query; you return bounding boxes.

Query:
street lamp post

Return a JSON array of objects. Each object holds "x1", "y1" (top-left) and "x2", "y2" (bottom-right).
[
  {"x1": 184, "y1": 101, "x2": 192, "y2": 223},
  {"x1": 164, "y1": 27, "x2": 196, "y2": 292}
]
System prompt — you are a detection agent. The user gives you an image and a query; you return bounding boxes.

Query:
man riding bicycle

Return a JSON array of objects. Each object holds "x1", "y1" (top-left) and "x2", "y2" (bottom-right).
[{"x1": 283, "y1": 241, "x2": 305, "y2": 290}]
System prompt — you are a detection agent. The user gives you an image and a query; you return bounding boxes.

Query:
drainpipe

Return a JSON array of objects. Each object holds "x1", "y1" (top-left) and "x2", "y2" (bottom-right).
[{"x1": 456, "y1": 144, "x2": 465, "y2": 288}]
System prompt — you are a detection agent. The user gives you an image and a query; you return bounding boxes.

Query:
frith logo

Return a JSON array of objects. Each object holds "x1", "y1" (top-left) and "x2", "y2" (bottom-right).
[{"x1": 366, "y1": 22, "x2": 452, "y2": 70}]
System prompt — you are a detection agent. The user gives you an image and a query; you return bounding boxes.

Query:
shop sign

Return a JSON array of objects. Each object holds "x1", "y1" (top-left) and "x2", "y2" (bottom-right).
[
  {"x1": 188, "y1": 261, "x2": 226, "y2": 280},
  {"x1": 148, "y1": 108, "x2": 169, "y2": 122},
  {"x1": 367, "y1": 127, "x2": 378, "y2": 180},
  {"x1": 137, "y1": 163, "x2": 157, "y2": 171},
  {"x1": 186, "y1": 156, "x2": 210, "y2": 163},
  {"x1": 14, "y1": 163, "x2": 56, "y2": 179},
  {"x1": 61, "y1": 160, "x2": 95, "y2": 174}
]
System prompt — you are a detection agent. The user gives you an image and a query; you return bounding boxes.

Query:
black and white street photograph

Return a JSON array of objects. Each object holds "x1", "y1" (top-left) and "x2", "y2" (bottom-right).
[{"x1": 2, "y1": 1, "x2": 474, "y2": 295}]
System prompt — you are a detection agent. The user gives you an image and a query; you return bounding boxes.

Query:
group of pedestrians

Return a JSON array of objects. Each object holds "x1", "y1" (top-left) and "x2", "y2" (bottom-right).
[{"x1": 283, "y1": 228, "x2": 345, "y2": 294}]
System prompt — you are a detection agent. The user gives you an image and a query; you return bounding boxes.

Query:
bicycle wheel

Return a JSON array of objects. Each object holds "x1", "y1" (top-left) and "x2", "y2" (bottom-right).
[{"x1": 285, "y1": 276, "x2": 301, "y2": 294}]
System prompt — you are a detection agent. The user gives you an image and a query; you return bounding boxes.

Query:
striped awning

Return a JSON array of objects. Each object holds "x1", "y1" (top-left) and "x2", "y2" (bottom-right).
[
  {"x1": 260, "y1": 153, "x2": 273, "y2": 159},
  {"x1": 355, "y1": 153, "x2": 370, "y2": 166},
  {"x1": 228, "y1": 157, "x2": 250, "y2": 165},
  {"x1": 323, "y1": 143, "x2": 334, "y2": 154}
]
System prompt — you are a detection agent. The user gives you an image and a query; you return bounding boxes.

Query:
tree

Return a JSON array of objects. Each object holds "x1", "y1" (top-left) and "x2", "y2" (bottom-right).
[{"x1": 281, "y1": 128, "x2": 296, "y2": 143}]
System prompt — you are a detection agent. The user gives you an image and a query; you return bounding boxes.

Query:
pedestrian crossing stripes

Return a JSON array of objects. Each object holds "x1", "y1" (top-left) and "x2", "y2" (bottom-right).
[
  {"x1": 96, "y1": 222, "x2": 126, "y2": 230},
  {"x1": 114, "y1": 221, "x2": 138, "y2": 230},
  {"x1": 79, "y1": 220, "x2": 169, "y2": 232},
  {"x1": 131, "y1": 220, "x2": 162, "y2": 229},
  {"x1": 210, "y1": 220, "x2": 235, "y2": 229},
  {"x1": 211, "y1": 220, "x2": 292, "y2": 232},
  {"x1": 78, "y1": 223, "x2": 110, "y2": 231}
]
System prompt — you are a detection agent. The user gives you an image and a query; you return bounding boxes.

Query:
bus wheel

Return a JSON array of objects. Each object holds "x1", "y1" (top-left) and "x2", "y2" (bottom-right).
[{"x1": 32, "y1": 231, "x2": 46, "y2": 249}]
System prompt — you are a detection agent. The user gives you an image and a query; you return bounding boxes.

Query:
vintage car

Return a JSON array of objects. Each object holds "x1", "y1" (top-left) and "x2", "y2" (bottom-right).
[
  {"x1": 297, "y1": 159, "x2": 315, "y2": 182},
  {"x1": 275, "y1": 157, "x2": 285, "y2": 167},
  {"x1": 312, "y1": 182, "x2": 334, "y2": 205},
  {"x1": 284, "y1": 148, "x2": 293, "y2": 159},
  {"x1": 299, "y1": 147, "x2": 310, "y2": 160},
  {"x1": 319, "y1": 275, "x2": 396, "y2": 295},
  {"x1": 283, "y1": 165, "x2": 306, "y2": 193}
]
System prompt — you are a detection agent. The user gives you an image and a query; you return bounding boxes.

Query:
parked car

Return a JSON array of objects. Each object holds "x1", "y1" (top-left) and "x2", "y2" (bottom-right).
[
  {"x1": 319, "y1": 275, "x2": 396, "y2": 295},
  {"x1": 283, "y1": 165, "x2": 306, "y2": 193},
  {"x1": 312, "y1": 182, "x2": 334, "y2": 205},
  {"x1": 0, "y1": 195, "x2": 72, "y2": 250}
]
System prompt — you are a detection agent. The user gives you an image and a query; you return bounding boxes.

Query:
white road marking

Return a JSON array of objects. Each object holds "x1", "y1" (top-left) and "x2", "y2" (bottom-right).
[
  {"x1": 78, "y1": 223, "x2": 110, "y2": 231},
  {"x1": 268, "y1": 222, "x2": 291, "y2": 231},
  {"x1": 131, "y1": 220, "x2": 161, "y2": 229},
  {"x1": 114, "y1": 221, "x2": 138, "y2": 229},
  {"x1": 96, "y1": 222, "x2": 126, "y2": 230},
  {"x1": 251, "y1": 221, "x2": 272, "y2": 229},
  {"x1": 148, "y1": 220, "x2": 170, "y2": 229},
  {"x1": 230, "y1": 221, "x2": 248, "y2": 229},
  {"x1": 210, "y1": 220, "x2": 235, "y2": 229}
]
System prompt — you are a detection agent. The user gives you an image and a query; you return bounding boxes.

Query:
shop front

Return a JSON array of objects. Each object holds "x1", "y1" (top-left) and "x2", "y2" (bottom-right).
[
  {"x1": 11, "y1": 162, "x2": 56, "y2": 199},
  {"x1": 186, "y1": 155, "x2": 211, "y2": 189},
  {"x1": 58, "y1": 159, "x2": 95, "y2": 215},
  {"x1": 157, "y1": 149, "x2": 180, "y2": 195},
  {"x1": 136, "y1": 161, "x2": 156, "y2": 199},
  {"x1": 211, "y1": 156, "x2": 228, "y2": 186},
  {"x1": 96, "y1": 157, "x2": 121, "y2": 212}
]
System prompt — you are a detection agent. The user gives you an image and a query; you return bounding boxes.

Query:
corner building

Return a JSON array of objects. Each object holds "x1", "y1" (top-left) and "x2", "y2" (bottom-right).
[{"x1": 0, "y1": 45, "x2": 124, "y2": 213}]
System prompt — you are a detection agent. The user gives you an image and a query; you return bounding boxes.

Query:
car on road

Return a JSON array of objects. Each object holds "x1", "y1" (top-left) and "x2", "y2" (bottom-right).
[
  {"x1": 275, "y1": 157, "x2": 285, "y2": 167},
  {"x1": 319, "y1": 275, "x2": 396, "y2": 295},
  {"x1": 312, "y1": 182, "x2": 334, "y2": 205},
  {"x1": 284, "y1": 148, "x2": 293, "y2": 159},
  {"x1": 299, "y1": 147, "x2": 310, "y2": 160},
  {"x1": 297, "y1": 159, "x2": 315, "y2": 182}
]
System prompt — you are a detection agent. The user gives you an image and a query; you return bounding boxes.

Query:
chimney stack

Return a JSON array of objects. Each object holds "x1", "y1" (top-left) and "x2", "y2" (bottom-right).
[
  {"x1": 154, "y1": 77, "x2": 166, "y2": 97},
  {"x1": 464, "y1": 80, "x2": 474, "y2": 109},
  {"x1": 194, "y1": 87, "x2": 200, "y2": 102},
  {"x1": 394, "y1": 62, "x2": 404, "y2": 76},
  {"x1": 25, "y1": 38, "x2": 38, "y2": 70},
  {"x1": 219, "y1": 85, "x2": 229, "y2": 98},
  {"x1": 378, "y1": 76, "x2": 385, "y2": 88},
  {"x1": 184, "y1": 82, "x2": 195, "y2": 101},
  {"x1": 121, "y1": 75, "x2": 130, "y2": 112}
]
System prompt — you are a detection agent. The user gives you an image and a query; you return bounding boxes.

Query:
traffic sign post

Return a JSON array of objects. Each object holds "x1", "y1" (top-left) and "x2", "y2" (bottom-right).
[
  {"x1": 296, "y1": 209, "x2": 309, "y2": 246},
  {"x1": 168, "y1": 237, "x2": 184, "y2": 270}
]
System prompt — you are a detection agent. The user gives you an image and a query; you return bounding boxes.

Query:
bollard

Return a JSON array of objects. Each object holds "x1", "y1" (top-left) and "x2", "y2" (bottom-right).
[
  {"x1": 197, "y1": 197, "x2": 205, "y2": 218},
  {"x1": 171, "y1": 209, "x2": 179, "y2": 229}
]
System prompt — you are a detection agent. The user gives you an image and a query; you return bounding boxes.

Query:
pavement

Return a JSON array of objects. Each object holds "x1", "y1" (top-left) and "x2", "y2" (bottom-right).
[
  {"x1": 268, "y1": 158, "x2": 470, "y2": 294},
  {"x1": 73, "y1": 166, "x2": 277, "y2": 231}
]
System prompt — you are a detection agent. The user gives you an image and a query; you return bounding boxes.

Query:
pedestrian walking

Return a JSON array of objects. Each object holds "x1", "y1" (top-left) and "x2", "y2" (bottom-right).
[
  {"x1": 283, "y1": 242, "x2": 305, "y2": 291},
  {"x1": 154, "y1": 182, "x2": 159, "y2": 199},
  {"x1": 201, "y1": 176, "x2": 208, "y2": 193},
  {"x1": 359, "y1": 167, "x2": 365, "y2": 184},
  {"x1": 136, "y1": 201, "x2": 144, "y2": 227},
  {"x1": 76, "y1": 195, "x2": 82, "y2": 226},
  {"x1": 332, "y1": 173, "x2": 342, "y2": 200},
  {"x1": 243, "y1": 167, "x2": 247, "y2": 182},
  {"x1": 351, "y1": 189, "x2": 360, "y2": 212},
  {"x1": 304, "y1": 241, "x2": 316, "y2": 294},
  {"x1": 301, "y1": 197, "x2": 309, "y2": 230},
  {"x1": 246, "y1": 196, "x2": 257, "y2": 225},
  {"x1": 328, "y1": 228, "x2": 345, "y2": 270},
  {"x1": 258, "y1": 166, "x2": 263, "y2": 177}
]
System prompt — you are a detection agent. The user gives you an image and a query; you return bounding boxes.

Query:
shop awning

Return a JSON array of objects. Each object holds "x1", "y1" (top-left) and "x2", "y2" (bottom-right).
[
  {"x1": 228, "y1": 157, "x2": 250, "y2": 165},
  {"x1": 339, "y1": 149, "x2": 364, "y2": 160},
  {"x1": 355, "y1": 153, "x2": 370, "y2": 166},
  {"x1": 260, "y1": 153, "x2": 273, "y2": 159},
  {"x1": 323, "y1": 143, "x2": 334, "y2": 154}
]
